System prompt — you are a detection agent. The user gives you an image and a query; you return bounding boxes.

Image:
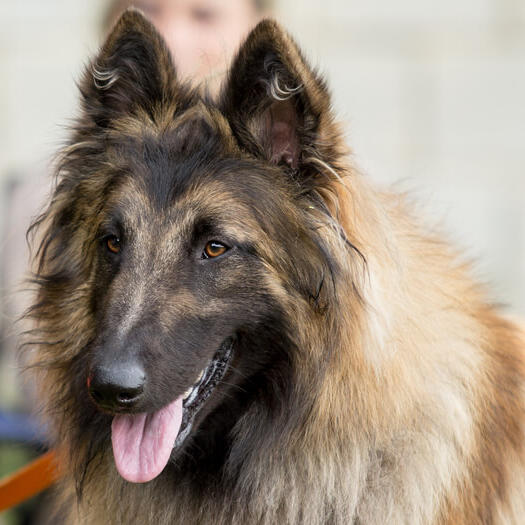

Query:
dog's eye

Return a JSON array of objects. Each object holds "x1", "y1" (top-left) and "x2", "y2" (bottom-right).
[
  {"x1": 203, "y1": 241, "x2": 228, "y2": 259},
  {"x1": 106, "y1": 235, "x2": 121, "y2": 254}
]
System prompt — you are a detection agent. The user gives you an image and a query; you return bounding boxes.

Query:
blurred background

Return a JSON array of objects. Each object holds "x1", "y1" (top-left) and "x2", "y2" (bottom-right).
[{"x1": 0, "y1": 0, "x2": 524, "y2": 522}]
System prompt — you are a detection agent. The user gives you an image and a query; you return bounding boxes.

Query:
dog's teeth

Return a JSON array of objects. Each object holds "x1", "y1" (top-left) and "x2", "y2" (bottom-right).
[{"x1": 183, "y1": 370, "x2": 206, "y2": 400}]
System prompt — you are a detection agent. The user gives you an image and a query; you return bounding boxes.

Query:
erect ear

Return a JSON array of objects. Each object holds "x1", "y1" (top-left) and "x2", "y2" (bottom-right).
[
  {"x1": 80, "y1": 8, "x2": 178, "y2": 128},
  {"x1": 221, "y1": 20, "x2": 343, "y2": 173}
]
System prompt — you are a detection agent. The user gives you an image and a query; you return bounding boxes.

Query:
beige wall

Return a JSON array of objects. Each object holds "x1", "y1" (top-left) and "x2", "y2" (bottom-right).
[
  {"x1": 277, "y1": 0, "x2": 525, "y2": 314},
  {"x1": 1, "y1": 0, "x2": 524, "y2": 314}
]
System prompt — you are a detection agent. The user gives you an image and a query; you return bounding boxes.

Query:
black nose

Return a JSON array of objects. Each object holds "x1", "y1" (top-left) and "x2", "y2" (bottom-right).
[{"x1": 88, "y1": 362, "x2": 146, "y2": 411}]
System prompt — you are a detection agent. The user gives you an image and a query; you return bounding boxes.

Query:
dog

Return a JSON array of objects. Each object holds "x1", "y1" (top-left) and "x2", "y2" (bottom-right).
[{"x1": 26, "y1": 9, "x2": 525, "y2": 524}]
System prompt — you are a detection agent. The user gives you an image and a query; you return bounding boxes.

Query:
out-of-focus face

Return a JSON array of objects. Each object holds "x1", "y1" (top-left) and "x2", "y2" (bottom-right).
[{"x1": 125, "y1": 0, "x2": 262, "y2": 92}]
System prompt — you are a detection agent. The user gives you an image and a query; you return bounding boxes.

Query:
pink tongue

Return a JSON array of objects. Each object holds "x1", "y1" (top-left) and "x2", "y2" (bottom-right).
[{"x1": 111, "y1": 396, "x2": 183, "y2": 483}]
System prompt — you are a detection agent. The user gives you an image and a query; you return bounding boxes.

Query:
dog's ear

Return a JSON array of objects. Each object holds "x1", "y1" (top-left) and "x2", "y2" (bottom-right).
[
  {"x1": 221, "y1": 20, "x2": 343, "y2": 172},
  {"x1": 80, "y1": 8, "x2": 177, "y2": 127}
]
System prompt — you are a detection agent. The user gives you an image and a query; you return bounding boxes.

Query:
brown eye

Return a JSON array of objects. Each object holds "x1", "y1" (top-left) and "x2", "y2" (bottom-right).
[
  {"x1": 203, "y1": 241, "x2": 228, "y2": 259},
  {"x1": 106, "y1": 236, "x2": 121, "y2": 254}
]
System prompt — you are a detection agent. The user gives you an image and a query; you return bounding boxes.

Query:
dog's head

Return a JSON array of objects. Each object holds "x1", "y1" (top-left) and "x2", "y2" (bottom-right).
[{"x1": 31, "y1": 9, "x2": 360, "y2": 485}]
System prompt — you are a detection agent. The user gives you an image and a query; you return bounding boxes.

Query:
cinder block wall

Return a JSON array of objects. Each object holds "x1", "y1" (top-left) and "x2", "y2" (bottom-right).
[{"x1": 277, "y1": 0, "x2": 525, "y2": 315}]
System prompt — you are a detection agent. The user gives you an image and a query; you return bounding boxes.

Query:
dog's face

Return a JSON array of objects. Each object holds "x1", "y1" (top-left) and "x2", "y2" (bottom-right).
[
  {"x1": 34, "y1": 9, "x2": 348, "y2": 484},
  {"x1": 89, "y1": 124, "x2": 282, "y2": 405},
  {"x1": 88, "y1": 134, "x2": 294, "y2": 481}
]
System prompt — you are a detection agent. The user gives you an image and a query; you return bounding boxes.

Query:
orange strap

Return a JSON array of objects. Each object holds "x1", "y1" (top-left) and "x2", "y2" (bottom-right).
[{"x1": 0, "y1": 450, "x2": 60, "y2": 512}]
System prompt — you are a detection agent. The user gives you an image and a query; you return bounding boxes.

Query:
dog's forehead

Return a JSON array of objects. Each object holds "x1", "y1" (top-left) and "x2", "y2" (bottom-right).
[
  {"x1": 110, "y1": 178, "x2": 263, "y2": 253},
  {"x1": 107, "y1": 105, "x2": 235, "y2": 197},
  {"x1": 110, "y1": 101, "x2": 236, "y2": 155},
  {"x1": 102, "y1": 103, "x2": 288, "y2": 243},
  {"x1": 108, "y1": 152, "x2": 266, "y2": 246}
]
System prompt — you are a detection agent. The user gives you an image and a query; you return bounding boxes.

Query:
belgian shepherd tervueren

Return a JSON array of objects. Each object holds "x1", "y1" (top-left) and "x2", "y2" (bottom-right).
[{"x1": 27, "y1": 8, "x2": 525, "y2": 524}]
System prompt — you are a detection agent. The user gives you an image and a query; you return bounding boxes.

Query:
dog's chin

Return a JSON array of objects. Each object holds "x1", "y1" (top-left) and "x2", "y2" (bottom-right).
[{"x1": 110, "y1": 339, "x2": 234, "y2": 484}]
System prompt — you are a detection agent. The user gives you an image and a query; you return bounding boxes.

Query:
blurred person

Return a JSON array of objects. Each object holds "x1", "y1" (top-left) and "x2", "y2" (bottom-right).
[{"x1": 104, "y1": 0, "x2": 271, "y2": 95}]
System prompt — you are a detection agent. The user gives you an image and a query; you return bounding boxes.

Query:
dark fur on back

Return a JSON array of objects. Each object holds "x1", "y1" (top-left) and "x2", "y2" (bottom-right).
[{"x1": 26, "y1": 10, "x2": 525, "y2": 525}]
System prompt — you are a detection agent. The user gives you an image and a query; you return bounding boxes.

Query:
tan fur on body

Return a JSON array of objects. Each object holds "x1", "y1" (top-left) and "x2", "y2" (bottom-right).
[{"x1": 27, "y1": 10, "x2": 525, "y2": 525}]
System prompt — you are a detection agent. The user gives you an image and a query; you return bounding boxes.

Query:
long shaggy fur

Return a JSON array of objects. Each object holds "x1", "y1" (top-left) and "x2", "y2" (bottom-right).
[{"x1": 26, "y1": 10, "x2": 525, "y2": 524}]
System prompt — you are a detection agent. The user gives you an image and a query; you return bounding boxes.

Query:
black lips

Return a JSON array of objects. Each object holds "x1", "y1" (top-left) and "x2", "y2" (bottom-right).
[{"x1": 175, "y1": 339, "x2": 234, "y2": 448}]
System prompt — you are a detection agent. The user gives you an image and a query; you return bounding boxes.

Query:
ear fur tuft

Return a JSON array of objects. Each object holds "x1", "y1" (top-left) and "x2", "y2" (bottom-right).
[
  {"x1": 221, "y1": 19, "x2": 344, "y2": 174},
  {"x1": 80, "y1": 8, "x2": 178, "y2": 128}
]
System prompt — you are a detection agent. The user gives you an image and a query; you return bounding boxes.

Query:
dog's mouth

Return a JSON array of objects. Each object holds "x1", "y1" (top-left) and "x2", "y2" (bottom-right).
[{"x1": 111, "y1": 339, "x2": 233, "y2": 483}]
